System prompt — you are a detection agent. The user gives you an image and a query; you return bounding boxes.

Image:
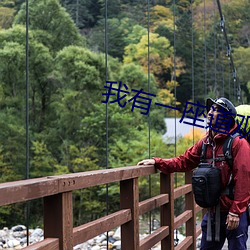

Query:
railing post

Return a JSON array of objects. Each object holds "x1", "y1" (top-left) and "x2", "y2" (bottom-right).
[
  {"x1": 120, "y1": 178, "x2": 139, "y2": 250},
  {"x1": 160, "y1": 173, "x2": 174, "y2": 250},
  {"x1": 44, "y1": 192, "x2": 73, "y2": 250},
  {"x1": 185, "y1": 171, "x2": 196, "y2": 250}
]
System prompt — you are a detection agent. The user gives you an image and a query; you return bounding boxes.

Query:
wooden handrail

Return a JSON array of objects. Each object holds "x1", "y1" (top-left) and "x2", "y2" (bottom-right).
[
  {"x1": 0, "y1": 165, "x2": 156, "y2": 206},
  {"x1": 0, "y1": 165, "x2": 203, "y2": 250}
]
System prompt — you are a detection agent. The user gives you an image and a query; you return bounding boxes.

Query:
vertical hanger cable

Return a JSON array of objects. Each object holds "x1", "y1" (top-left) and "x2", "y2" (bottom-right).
[
  {"x1": 213, "y1": 0, "x2": 217, "y2": 95},
  {"x1": 25, "y1": 0, "x2": 30, "y2": 245},
  {"x1": 147, "y1": 0, "x2": 152, "y2": 234},
  {"x1": 173, "y1": 0, "x2": 179, "y2": 245},
  {"x1": 191, "y1": 0, "x2": 195, "y2": 144},
  {"x1": 204, "y1": 0, "x2": 207, "y2": 98},
  {"x1": 104, "y1": 0, "x2": 109, "y2": 247}
]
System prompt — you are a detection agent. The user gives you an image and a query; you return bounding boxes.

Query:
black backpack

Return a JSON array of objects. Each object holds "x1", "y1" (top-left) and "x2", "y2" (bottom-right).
[{"x1": 192, "y1": 133, "x2": 239, "y2": 208}]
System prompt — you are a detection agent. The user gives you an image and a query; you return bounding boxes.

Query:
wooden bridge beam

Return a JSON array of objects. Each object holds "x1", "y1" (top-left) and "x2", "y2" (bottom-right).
[
  {"x1": 161, "y1": 173, "x2": 174, "y2": 250},
  {"x1": 120, "y1": 178, "x2": 139, "y2": 250},
  {"x1": 44, "y1": 192, "x2": 73, "y2": 250},
  {"x1": 185, "y1": 171, "x2": 196, "y2": 250}
]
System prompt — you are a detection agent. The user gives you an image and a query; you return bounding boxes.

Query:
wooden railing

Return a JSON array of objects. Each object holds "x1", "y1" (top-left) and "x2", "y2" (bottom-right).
[{"x1": 0, "y1": 165, "x2": 204, "y2": 250}]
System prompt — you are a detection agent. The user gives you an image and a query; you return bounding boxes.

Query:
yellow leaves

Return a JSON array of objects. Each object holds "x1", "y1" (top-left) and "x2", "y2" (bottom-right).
[
  {"x1": 158, "y1": 88, "x2": 175, "y2": 104},
  {"x1": 174, "y1": 56, "x2": 186, "y2": 77},
  {"x1": 158, "y1": 84, "x2": 181, "y2": 117},
  {"x1": 152, "y1": 5, "x2": 172, "y2": 19},
  {"x1": 149, "y1": 5, "x2": 174, "y2": 32},
  {"x1": 159, "y1": 81, "x2": 179, "y2": 103},
  {"x1": 0, "y1": 7, "x2": 15, "y2": 29},
  {"x1": 124, "y1": 31, "x2": 185, "y2": 84},
  {"x1": 124, "y1": 32, "x2": 173, "y2": 75},
  {"x1": 176, "y1": 127, "x2": 205, "y2": 156},
  {"x1": 183, "y1": 127, "x2": 204, "y2": 142}
]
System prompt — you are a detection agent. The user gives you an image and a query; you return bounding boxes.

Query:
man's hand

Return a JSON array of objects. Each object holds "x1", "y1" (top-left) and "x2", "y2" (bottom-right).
[
  {"x1": 226, "y1": 213, "x2": 240, "y2": 230},
  {"x1": 137, "y1": 159, "x2": 155, "y2": 166}
]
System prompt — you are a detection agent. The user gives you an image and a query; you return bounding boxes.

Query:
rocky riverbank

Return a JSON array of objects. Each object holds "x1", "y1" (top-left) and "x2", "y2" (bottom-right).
[
  {"x1": 0, "y1": 225, "x2": 188, "y2": 249},
  {"x1": 0, "y1": 225, "x2": 43, "y2": 249}
]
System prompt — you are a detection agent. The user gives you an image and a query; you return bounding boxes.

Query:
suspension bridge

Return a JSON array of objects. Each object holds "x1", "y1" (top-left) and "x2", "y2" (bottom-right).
[{"x1": 0, "y1": 0, "x2": 248, "y2": 249}]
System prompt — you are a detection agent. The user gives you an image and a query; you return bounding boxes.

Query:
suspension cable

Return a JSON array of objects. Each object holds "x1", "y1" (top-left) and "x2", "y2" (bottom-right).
[
  {"x1": 104, "y1": 0, "x2": 109, "y2": 248},
  {"x1": 204, "y1": 0, "x2": 207, "y2": 98},
  {"x1": 216, "y1": 0, "x2": 242, "y2": 104},
  {"x1": 191, "y1": 0, "x2": 195, "y2": 144},
  {"x1": 173, "y1": 0, "x2": 177, "y2": 158},
  {"x1": 213, "y1": 0, "x2": 217, "y2": 95},
  {"x1": 147, "y1": 0, "x2": 152, "y2": 234},
  {"x1": 25, "y1": 0, "x2": 30, "y2": 245},
  {"x1": 218, "y1": 24, "x2": 225, "y2": 96},
  {"x1": 173, "y1": 0, "x2": 179, "y2": 245},
  {"x1": 228, "y1": 64, "x2": 231, "y2": 99}
]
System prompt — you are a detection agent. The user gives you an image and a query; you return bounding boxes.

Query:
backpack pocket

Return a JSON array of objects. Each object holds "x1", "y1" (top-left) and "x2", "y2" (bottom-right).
[{"x1": 192, "y1": 163, "x2": 221, "y2": 208}]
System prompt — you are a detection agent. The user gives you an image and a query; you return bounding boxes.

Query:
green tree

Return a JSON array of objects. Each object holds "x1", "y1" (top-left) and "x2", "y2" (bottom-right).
[
  {"x1": 234, "y1": 46, "x2": 250, "y2": 102},
  {"x1": 61, "y1": 0, "x2": 101, "y2": 28},
  {"x1": 0, "y1": 39, "x2": 28, "y2": 180},
  {"x1": 0, "y1": 112, "x2": 26, "y2": 180},
  {"x1": 14, "y1": 0, "x2": 84, "y2": 52},
  {"x1": 47, "y1": 46, "x2": 106, "y2": 152},
  {"x1": 87, "y1": 17, "x2": 137, "y2": 60},
  {"x1": 0, "y1": 25, "x2": 56, "y2": 132},
  {"x1": 118, "y1": 63, "x2": 158, "y2": 95},
  {"x1": 30, "y1": 141, "x2": 57, "y2": 177}
]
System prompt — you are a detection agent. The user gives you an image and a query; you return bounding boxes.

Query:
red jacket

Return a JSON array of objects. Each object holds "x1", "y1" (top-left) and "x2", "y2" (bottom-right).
[{"x1": 154, "y1": 124, "x2": 250, "y2": 216}]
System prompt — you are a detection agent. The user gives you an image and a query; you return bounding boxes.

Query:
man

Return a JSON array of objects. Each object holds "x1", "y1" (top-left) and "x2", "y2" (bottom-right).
[{"x1": 138, "y1": 97, "x2": 250, "y2": 250}]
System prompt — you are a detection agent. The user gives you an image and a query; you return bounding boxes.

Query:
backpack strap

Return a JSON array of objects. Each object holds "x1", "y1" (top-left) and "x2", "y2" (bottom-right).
[
  {"x1": 222, "y1": 132, "x2": 240, "y2": 200},
  {"x1": 223, "y1": 132, "x2": 240, "y2": 170},
  {"x1": 200, "y1": 142, "x2": 208, "y2": 163}
]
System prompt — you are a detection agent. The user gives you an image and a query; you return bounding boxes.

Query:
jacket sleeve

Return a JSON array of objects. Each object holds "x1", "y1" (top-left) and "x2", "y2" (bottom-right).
[
  {"x1": 153, "y1": 139, "x2": 203, "y2": 174},
  {"x1": 229, "y1": 137, "x2": 250, "y2": 215}
]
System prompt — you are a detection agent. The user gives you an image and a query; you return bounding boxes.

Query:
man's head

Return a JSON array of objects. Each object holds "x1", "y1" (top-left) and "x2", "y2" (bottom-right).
[{"x1": 206, "y1": 97, "x2": 237, "y2": 128}]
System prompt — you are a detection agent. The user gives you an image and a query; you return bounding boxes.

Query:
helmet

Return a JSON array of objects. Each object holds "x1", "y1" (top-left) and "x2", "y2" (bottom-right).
[{"x1": 206, "y1": 97, "x2": 237, "y2": 118}]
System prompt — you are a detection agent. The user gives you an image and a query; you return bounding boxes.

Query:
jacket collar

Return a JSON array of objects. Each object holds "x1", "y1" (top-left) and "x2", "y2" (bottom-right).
[{"x1": 206, "y1": 124, "x2": 238, "y2": 143}]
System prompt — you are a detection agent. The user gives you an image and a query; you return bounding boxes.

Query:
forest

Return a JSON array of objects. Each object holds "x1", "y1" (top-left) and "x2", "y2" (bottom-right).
[{"x1": 0, "y1": 0, "x2": 249, "y2": 228}]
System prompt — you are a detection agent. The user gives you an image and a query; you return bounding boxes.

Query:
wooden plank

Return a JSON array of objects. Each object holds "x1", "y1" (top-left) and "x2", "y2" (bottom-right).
[
  {"x1": 120, "y1": 178, "x2": 140, "y2": 250},
  {"x1": 22, "y1": 238, "x2": 59, "y2": 250},
  {"x1": 0, "y1": 177, "x2": 59, "y2": 206},
  {"x1": 139, "y1": 226, "x2": 169, "y2": 250},
  {"x1": 185, "y1": 171, "x2": 196, "y2": 250},
  {"x1": 44, "y1": 192, "x2": 73, "y2": 250},
  {"x1": 58, "y1": 165, "x2": 156, "y2": 192},
  {"x1": 175, "y1": 236, "x2": 193, "y2": 250},
  {"x1": 174, "y1": 184, "x2": 192, "y2": 199},
  {"x1": 161, "y1": 173, "x2": 174, "y2": 250},
  {"x1": 139, "y1": 194, "x2": 169, "y2": 215},
  {"x1": 174, "y1": 210, "x2": 192, "y2": 229},
  {"x1": 73, "y1": 209, "x2": 131, "y2": 245}
]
